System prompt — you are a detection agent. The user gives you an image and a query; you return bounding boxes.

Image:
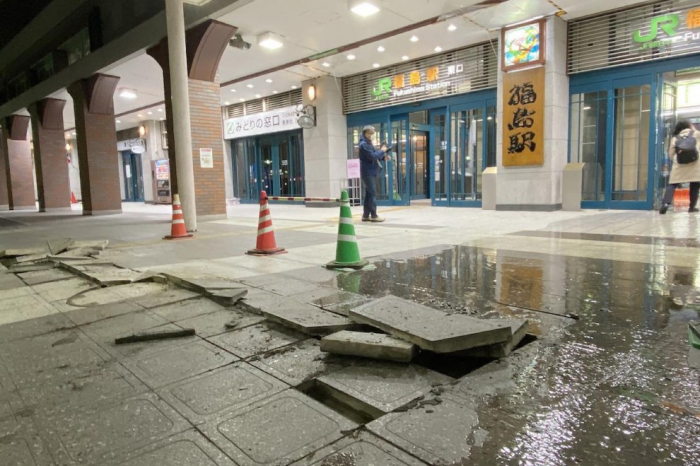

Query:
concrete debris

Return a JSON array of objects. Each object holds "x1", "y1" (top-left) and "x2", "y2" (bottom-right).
[
  {"x1": 161, "y1": 273, "x2": 243, "y2": 294},
  {"x1": 67, "y1": 239, "x2": 109, "y2": 251},
  {"x1": 206, "y1": 288, "x2": 248, "y2": 304},
  {"x1": 8, "y1": 262, "x2": 57, "y2": 273},
  {"x1": 321, "y1": 331, "x2": 416, "y2": 363},
  {"x1": 14, "y1": 253, "x2": 49, "y2": 264},
  {"x1": 115, "y1": 328, "x2": 196, "y2": 345},
  {"x1": 47, "y1": 238, "x2": 73, "y2": 255},
  {"x1": 0, "y1": 247, "x2": 46, "y2": 258},
  {"x1": 458, "y1": 319, "x2": 529, "y2": 358},
  {"x1": 254, "y1": 298, "x2": 355, "y2": 336},
  {"x1": 349, "y1": 296, "x2": 512, "y2": 353}
]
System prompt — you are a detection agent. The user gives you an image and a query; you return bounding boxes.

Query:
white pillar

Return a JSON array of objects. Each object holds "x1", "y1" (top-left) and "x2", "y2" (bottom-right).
[{"x1": 165, "y1": 0, "x2": 197, "y2": 231}]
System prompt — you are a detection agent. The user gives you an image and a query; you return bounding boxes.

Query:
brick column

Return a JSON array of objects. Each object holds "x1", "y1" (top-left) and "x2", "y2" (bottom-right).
[
  {"x1": 1, "y1": 115, "x2": 35, "y2": 210},
  {"x1": 0, "y1": 138, "x2": 8, "y2": 210},
  {"x1": 148, "y1": 19, "x2": 235, "y2": 221},
  {"x1": 68, "y1": 74, "x2": 122, "y2": 216},
  {"x1": 29, "y1": 98, "x2": 71, "y2": 212}
]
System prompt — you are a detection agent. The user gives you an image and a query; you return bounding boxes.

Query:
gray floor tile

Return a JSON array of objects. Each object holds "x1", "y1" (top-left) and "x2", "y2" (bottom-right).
[
  {"x1": 151, "y1": 297, "x2": 226, "y2": 322},
  {"x1": 175, "y1": 308, "x2": 265, "y2": 338},
  {"x1": 207, "y1": 322, "x2": 306, "y2": 359}
]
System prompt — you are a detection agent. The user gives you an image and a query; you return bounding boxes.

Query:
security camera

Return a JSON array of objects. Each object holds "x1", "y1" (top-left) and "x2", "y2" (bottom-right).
[{"x1": 229, "y1": 34, "x2": 252, "y2": 50}]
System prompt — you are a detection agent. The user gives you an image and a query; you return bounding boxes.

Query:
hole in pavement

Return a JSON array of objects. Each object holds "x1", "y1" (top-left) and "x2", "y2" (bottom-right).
[{"x1": 297, "y1": 379, "x2": 381, "y2": 425}]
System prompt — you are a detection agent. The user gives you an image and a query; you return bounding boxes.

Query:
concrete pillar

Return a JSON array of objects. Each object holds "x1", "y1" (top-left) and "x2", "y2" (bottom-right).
[
  {"x1": 68, "y1": 74, "x2": 122, "y2": 216},
  {"x1": 495, "y1": 16, "x2": 569, "y2": 211},
  {"x1": 302, "y1": 76, "x2": 348, "y2": 198},
  {"x1": 1, "y1": 115, "x2": 36, "y2": 210},
  {"x1": 0, "y1": 135, "x2": 8, "y2": 211},
  {"x1": 29, "y1": 98, "x2": 71, "y2": 212},
  {"x1": 147, "y1": 19, "x2": 236, "y2": 222},
  {"x1": 165, "y1": 0, "x2": 197, "y2": 230}
]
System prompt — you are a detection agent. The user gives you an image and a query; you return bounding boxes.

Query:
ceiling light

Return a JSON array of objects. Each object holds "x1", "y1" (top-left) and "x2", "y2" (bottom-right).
[
  {"x1": 119, "y1": 89, "x2": 137, "y2": 99},
  {"x1": 158, "y1": 108, "x2": 163, "y2": 112},
  {"x1": 137, "y1": 114, "x2": 143, "y2": 118},
  {"x1": 448, "y1": 24, "x2": 457, "y2": 32},
  {"x1": 410, "y1": 36, "x2": 419, "y2": 42},
  {"x1": 148, "y1": 111, "x2": 153, "y2": 115},
  {"x1": 402, "y1": 55, "x2": 409, "y2": 61},
  {"x1": 377, "y1": 45, "x2": 385, "y2": 52},
  {"x1": 160, "y1": 117, "x2": 164, "y2": 121},
  {"x1": 291, "y1": 85, "x2": 298, "y2": 89},
  {"x1": 435, "y1": 46, "x2": 443, "y2": 52},
  {"x1": 239, "y1": 98, "x2": 245, "y2": 102},
  {"x1": 373, "y1": 63, "x2": 380, "y2": 68},
  {"x1": 116, "y1": 119, "x2": 121, "y2": 123},
  {"x1": 255, "y1": 94, "x2": 261, "y2": 98},
  {"x1": 65, "y1": 143, "x2": 71, "y2": 152},
  {"x1": 71, "y1": 131, "x2": 76, "y2": 135},
  {"x1": 347, "y1": 54, "x2": 356, "y2": 60},
  {"x1": 247, "y1": 84, "x2": 254, "y2": 88},
  {"x1": 322, "y1": 62, "x2": 330, "y2": 67},
  {"x1": 230, "y1": 89, "x2": 237, "y2": 92},
  {"x1": 349, "y1": 0, "x2": 380, "y2": 17},
  {"x1": 308, "y1": 84, "x2": 316, "y2": 101},
  {"x1": 273, "y1": 91, "x2": 278, "y2": 94},
  {"x1": 225, "y1": 101, "x2": 230, "y2": 105},
  {"x1": 257, "y1": 32, "x2": 284, "y2": 50},
  {"x1": 266, "y1": 79, "x2": 273, "y2": 83}
]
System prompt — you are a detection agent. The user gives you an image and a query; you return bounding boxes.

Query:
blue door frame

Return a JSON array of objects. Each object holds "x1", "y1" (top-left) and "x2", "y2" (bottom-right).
[
  {"x1": 569, "y1": 54, "x2": 700, "y2": 210},
  {"x1": 347, "y1": 89, "x2": 497, "y2": 207}
]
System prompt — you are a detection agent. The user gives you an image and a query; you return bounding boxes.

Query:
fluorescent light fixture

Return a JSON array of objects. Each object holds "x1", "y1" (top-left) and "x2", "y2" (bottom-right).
[
  {"x1": 71, "y1": 131, "x2": 76, "y2": 135},
  {"x1": 183, "y1": 0, "x2": 213, "y2": 5},
  {"x1": 291, "y1": 85, "x2": 298, "y2": 89},
  {"x1": 347, "y1": 54, "x2": 356, "y2": 60},
  {"x1": 410, "y1": 35, "x2": 419, "y2": 42},
  {"x1": 116, "y1": 119, "x2": 121, "y2": 123},
  {"x1": 119, "y1": 89, "x2": 137, "y2": 99},
  {"x1": 239, "y1": 98, "x2": 245, "y2": 102},
  {"x1": 258, "y1": 31, "x2": 284, "y2": 49},
  {"x1": 158, "y1": 108, "x2": 163, "y2": 112},
  {"x1": 308, "y1": 84, "x2": 316, "y2": 101},
  {"x1": 583, "y1": 106, "x2": 592, "y2": 110},
  {"x1": 230, "y1": 89, "x2": 237, "y2": 92},
  {"x1": 373, "y1": 63, "x2": 380, "y2": 68},
  {"x1": 273, "y1": 91, "x2": 278, "y2": 94},
  {"x1": 435, "y1": 46, "x2": 443, "y2": 52},
  {"x1": 349, "y1": 0, "x2": 380, "y2": 17},
  {"x1": 677, "y1": 106, "x2": 700, "y2": 115},
  {"x1": 322, "y1": 62, "x2": 330, "y2": 67},
  {"x1": 138, "y1": 125, "x2": 146, "y2": 137},
  {"x1": 255, "y1": 94, "x2": 261, "y2": 98},
  {"x1": 147, "y1": 111, "x2": 153, "y2": 115},
  {"x1": 377, "y1": 45, "x2": 385, "y2": 52},
  {"x1": 247, "y1": 84, "x2": 254, "y2": 88},
  {"x1": 448, "y1": 24, "x2": 457, "y2": 32},
  {"x1": 160, "y1": 117, "x2": 164, "y2": 120},
  {"x1": 266, "y1": 79, "x2": 273, "y2": 83},
  {"x1": 137, "y1": 114, "x2": 143, "y2": 118},
  {"x1": 224, "y1": 101, "x2": 230, "y2": 105},
  {"x1": 402, "y1": 55, "x2": 409, "y2": 61}
]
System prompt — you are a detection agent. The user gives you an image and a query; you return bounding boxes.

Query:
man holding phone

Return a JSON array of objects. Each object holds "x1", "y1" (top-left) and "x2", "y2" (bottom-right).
[{"x1": 359, "y1": 125, "x2": 391, "y2": 222}]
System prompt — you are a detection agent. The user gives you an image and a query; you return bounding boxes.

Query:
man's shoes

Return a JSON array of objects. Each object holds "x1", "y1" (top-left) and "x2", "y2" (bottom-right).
[
  {"x1": 660, "y1": 204, "x2": 669, "y2": 214},
  {"x1": 690, "y1": 207, "x2": 699, "y2": 213},
  {"x1": 370, "y1": 217, "x2": 385, "y2": 223},
  {"x1": 361, "y1": 217, "x2": 370, "y2": 222}
]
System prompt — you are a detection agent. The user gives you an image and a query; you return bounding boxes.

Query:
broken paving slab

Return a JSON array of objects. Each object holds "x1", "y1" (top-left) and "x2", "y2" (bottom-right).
[
  {"x1": 207, "y1": 322, "x2": 306, "y2": 359},
  {"x1": 17, "y1": 268, "x2": 73, "y2": 286},
  {"x1": 13, "y1": 253, "x2": 49, "y2": 264},
  {"x1": 79, "y1": 266, "x2": 146, "y2": 287},
  {"x1": 7, "y1": 261, "x2": 56, "y2": 273},
  {"x1": 47, "y1": 238, "x2": 73, "y2": 255},
  {"x1": 457, "y1": 318, "x2": 529, "y2": 359},
  {"x1": 315, "y1": 361, "x2": 452, "y2": 418},
  {"x1": 206, "y1": 288, "x2": 248, "y2": 305},
  {"x1": 200, "y1": 389, "x2": 357, "y2": 466},
  {"x1": 0, "y1": 248, "x2": 46, "y2": 258},
  {"x1": 175, "y1": 308, "x2": 265, "y2": 338},
  {"x1": 150, "y1": 297, "x2": 225, "y2": 322},
  {"x1": 66, "y1": 239, "x2": 109, "y2": 251},
  {"x1": 349, "y1": 296, "x2": 512, "y2": 353},
  {"x1": 321, "y1": 331, "x2": 416, "y2": 363},
  {"x1": 257, "y1": 300, "x2": 355, "y2": 336},
  {"x1": 161, "y1": 273, "x2": 245, "y2": 294}
]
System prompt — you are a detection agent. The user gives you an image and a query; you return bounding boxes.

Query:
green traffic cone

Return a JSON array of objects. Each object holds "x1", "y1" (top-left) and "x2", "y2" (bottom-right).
[{"x1": 326, "y1": 190, "x2": 369, "y2": 270}]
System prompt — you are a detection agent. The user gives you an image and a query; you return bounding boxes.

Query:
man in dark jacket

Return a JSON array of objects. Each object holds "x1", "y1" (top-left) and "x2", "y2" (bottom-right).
[{"x1": 359, "y1": 125, "x2": 390, "y2": 222}]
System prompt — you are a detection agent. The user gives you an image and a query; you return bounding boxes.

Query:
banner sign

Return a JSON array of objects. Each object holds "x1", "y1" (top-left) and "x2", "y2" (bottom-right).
[
  {"x1": 224, "y1": 105, "x2": 301, "y2": 140},
  {"x1": 502, "y1": 66, "x2": 545, "y2": 167}
]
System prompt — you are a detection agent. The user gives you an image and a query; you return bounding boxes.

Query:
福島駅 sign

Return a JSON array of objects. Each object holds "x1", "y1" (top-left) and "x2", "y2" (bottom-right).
[
  {"x1": 633, "y1": 7, "x2": 700, "y2": 51},
  {"x1": 224, "y1": 105, "x2": 302, "y2": 140},
  {"x1": 371, "y1": 64, "x2": 463, "y2": 102}
]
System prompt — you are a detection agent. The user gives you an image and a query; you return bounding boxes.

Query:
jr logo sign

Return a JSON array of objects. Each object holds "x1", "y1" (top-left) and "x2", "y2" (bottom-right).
[
  {"x1": 372, "y1": 78, "x2": 392, "y2": 101},
  {"x1": 633, "y1": 13, "x2": 680, "y2": 43}
]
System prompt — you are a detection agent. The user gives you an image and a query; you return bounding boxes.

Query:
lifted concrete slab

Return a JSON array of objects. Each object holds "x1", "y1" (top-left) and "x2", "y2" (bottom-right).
[
  {"x1": 321, "y1": 331, "x2": 416, "y2": 362},
  {"x1": 67, "y1": 239, "x2": 109, "y2": 251},
  {"x1": 81, "y1": 267, "x2": 145, "y2": 286},
  {"x1": 207, "y1": 322, "x2": 306, "y2": 359},
  {"x1": 130, "y1": 287, "x2": 200, "y2": 309},
  {"x1": 162, "y1": 273, "x2": 245, "y2": 294},
  {"x1": 14, "y1": 253, "x2": 48, "y2": 264},
  {"x1": 17, "y1": 268, "x2": 73, "y2": 285},
  {"x1": 367, "y1": 392, "x2": 479, "y2": 465},
  {"x1": 0, "y1": 248, "x2": 46, "y2": 258},
  {"x1": 156, "y1": 362, "x2": 288, "y2": 425},
  {"x1": 349, "y1": 296, "x2": 512, "y2": 353},
  {"x1": 256, "y1": 299, "x2": 355, "y2": 336},
  {"x1": 316, "y1": 361, "x2": 451, "y2": 417},
  {"x1": 242, "y1": 276, "x2": 325, "y2": 296},
  {"x1": 200, "y1": 389, "x2": 357, "y2": 466},
  {"x1": 458, "y1": 319, "x2": 528, "y2": 358},
  {"x1": 151, "y1": 297, "x2": 225, "y2": 322},
  {"x1": 175, "y1": 308, "x2": 265, "y2": 338},
  {"x1": 7, "y1": 262, "x2": 56, "y2": 273},
  {"x1": 249, "y1": 339, "x2": 352, "y2": 386},
  {"x1": 290, "y1": 431, "x2": 427, "y2": 466}
]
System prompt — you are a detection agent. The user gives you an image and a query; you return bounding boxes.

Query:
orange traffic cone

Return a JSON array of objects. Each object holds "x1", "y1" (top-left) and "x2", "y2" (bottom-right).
[
  {"x1": 246, "y1": 192, "x2": 286, "y2": 256},
  {"x1": 70, "y1": 191, "x2": 77, "y2": 204},
  {"x1": 164, "y1": 194, "x2": 193, "y2": 240}
]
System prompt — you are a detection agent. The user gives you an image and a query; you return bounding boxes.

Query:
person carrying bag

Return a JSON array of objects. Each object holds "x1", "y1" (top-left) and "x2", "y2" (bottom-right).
[{"x1": 660, "y1": 121, "x2": 700, "y2": 214}]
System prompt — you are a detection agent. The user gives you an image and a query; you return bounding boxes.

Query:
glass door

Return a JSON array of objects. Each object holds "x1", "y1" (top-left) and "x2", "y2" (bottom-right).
[
  {"x1": 121, "y1": 152, "x2": 144, "y2": 202},
  {"x1": 658, "y1": 73, "x2": 677, "y2": 208},
  {"x1": 390, "y1": 116, "x2": 410, "y2": 205},
  {"x1": 259, "y1": 137, "x2": 277, "y2": 196},
  {"x1": 432, "y1": 110, "x2": 448, "y2": 204},
  {"x1": 449, "y1": 104, "x2": 486, "y2": 206},
  {"x1": 410, "y1": 130, "x2": 429, "y2": 199}
]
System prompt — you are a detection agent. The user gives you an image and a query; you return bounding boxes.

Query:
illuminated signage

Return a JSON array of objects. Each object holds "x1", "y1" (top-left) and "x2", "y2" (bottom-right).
[
  {"x1": 371, "y1": 64, "x2": 463, "y2": 102},
  {"x1": 633, "y1": 8, "x2": 700, "y2": 50}
]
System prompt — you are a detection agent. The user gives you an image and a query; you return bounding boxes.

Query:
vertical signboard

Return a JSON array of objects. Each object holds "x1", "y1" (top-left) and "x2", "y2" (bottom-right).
[
  {"x1": 502, "y1": 66, "x2": 545, "y2": 167},
  {"x1": 199, "y1": 148, "x2": 213, "y2": 168}
]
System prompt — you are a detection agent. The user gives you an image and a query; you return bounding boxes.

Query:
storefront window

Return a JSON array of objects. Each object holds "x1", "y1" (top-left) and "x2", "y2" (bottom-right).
[
  {"x1": 570, "y1": 91, "x2": 607, "y2": 202},
  {"x1": 433, "y1": 113, "x2": 447, "y2": 201},
  {"x1": 450, "y1": 108, "x2": 484, "y2": 201}
]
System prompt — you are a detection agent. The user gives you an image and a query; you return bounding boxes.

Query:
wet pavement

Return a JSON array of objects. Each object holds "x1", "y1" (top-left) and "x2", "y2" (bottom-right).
[{"x1": 0, "y1": 205, "x2": 699, "y2": 465}]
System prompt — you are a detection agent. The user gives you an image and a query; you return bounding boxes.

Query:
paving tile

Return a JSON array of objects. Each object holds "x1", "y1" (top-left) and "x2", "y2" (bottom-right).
[
  {"x1": 321, "y1": 331, "x2": 416, "y2": 362},
  {"x1": 110, "y1": 282, "x2": 171, "y2": 300},
  {"x1": 201, "y1": 389, "x2": 357, "y2": 466},
  {"x1": 207, "y1": 322, "x2": 306, "y2": 359},
  {"x1": 0, "y1": 247, "x2": 46, "y2": 257},
  {"x1": 249, "y1": 339, "x2": 353, "y2": 386},
  {"x1": 31, "y1": 277, "x2": 95, "y2": 303},
  {"x1": 39, "y1": 392, "x2": 190, "y2": 465},
  {"x1": 102, "y1": 429, "x2": 238, "y2": 466},
  {"x1": 0, "y1": 311, "x2": 75, "y2": 345},
  {"x1": 79, "y1": 310, "x2": 171, "y2": 343},
  {"x1": 242, "y1": 276, "x2": 326, "y2": 296},
  {"x1": 131, "y1": 287, "x2": 201, "y2": 309},
  {"x1": 59, "y1": 287, "x2": 125, "y2": 310},
  {"x1": 0, "y1": 273, "x2": 26, "y2": 290},
  {"x1": 293, "y1": 289, "x2": 372, "y2": 317},
  {"x1": 349, "y1": 296, "x2": 512, "y2": 353},
  {"x1": 0, "y1": 389, "x2": 25, "y2": 437},
  {"x1": 256, "y1": 299, "x2": 355, "y2": 336},
  {"x1": 291, "y1": 431, "x2": 427, "y2": 465},
  {"x1": 0, "y1": 286, "x2": 34, "y2": 302},
  {"x1": 317, "y1": 361, "x2": 452, "y2": 416},
  {"x1": 65, "y1": 301, "x2": 144, "y2": 326},
  {"x1": 175, "y1": 308, "x2": 265, "y2": 338},
  {"x1": 124, "y1": 340, "x2": 238, "y2": 389},
  {"x1": 157, "y1": 362, "x2": 288, "y2": 424},
  {"x1": 0, "y1": 423, "x2": 56, "y2": 466},
  {"x1": 459, "y1": 318, "x2": 529, "y2": 358},
  {"x1": 367, "y1": 392, "x2": 479, "y2": 465},
  {"x1": 17, "y1": 269, "x2": 74, "y2": 286},
  {"x1": 148, "y1": 298, "x2": 223, "y2": 324}
]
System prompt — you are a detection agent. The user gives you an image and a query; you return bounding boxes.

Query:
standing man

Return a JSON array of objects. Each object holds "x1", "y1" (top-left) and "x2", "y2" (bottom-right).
[{"x1": 359, "y1": 125, "x2": 390, "y2": 222}]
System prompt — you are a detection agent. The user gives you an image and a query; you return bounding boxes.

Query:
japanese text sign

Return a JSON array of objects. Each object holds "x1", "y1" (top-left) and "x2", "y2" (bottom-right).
[
  {"x1": 224, "y1": 105, "x2": 301, "y2": 140},
  {"x1": 199, "y1": 148, "x2": 214, "y2": 168},
  {"x1": 502, "y1": 66, "x2": 545, "y2": 167}
]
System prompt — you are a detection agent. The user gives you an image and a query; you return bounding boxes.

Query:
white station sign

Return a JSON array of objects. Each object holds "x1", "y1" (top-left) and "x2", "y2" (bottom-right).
[{"x1": 224, "y1": 105, "x2": 302, "y2": 140}]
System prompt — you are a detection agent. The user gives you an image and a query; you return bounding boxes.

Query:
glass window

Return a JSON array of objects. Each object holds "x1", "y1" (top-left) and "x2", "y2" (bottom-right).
[
  {"x1": 570, "y1": 91, "x2": 607, "y2": 201},
  {"x1": 450, "y1": 108, "x2": 484, "y2": 201},
  {"x1": 433, "y1": 112, "x2": 447, "y2": 201},
  {"x1": 613, "y1": 84, "x2": 650, "y2": 202}
]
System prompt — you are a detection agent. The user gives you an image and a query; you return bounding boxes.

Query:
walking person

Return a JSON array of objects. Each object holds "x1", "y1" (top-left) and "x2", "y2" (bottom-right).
[
  {"x1": 660, "y1": 121, "x2": 700, "y2": 214},
  {"x1": 359, "y1": 125, "x2": 391, "y2": 222}
]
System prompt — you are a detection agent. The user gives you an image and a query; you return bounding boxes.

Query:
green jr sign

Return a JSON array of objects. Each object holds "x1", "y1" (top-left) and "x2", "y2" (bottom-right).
[
  {"x1": 633, "y1": 13, "x2": 680, "y2": 45},
  {"x1": 372, "y1": 78, "x2": 392, "y2": 101}
]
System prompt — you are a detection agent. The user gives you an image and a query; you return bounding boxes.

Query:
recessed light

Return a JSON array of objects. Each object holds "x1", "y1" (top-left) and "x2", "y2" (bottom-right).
[
  {"x1": 137, "y1": 114, "x2": 143, "y2": 117},
  {"x1": 347, "y1": 54, "x2": 356, "y2": 60},
  {"x1": 160, "y1": 117, "x2": 164, "y2": 120},
  {"x1": 349, "y1": 0, "x2": 380, "y2": 17},
  {"x1": 230, "y1": 89, "x2": 237, "y2": 92},
  {"x1": 377, "y1": 45, "x2": 385, "y2": 52},
  {"x1": 239, "y1": 98, "x2": 245, "y2": 102},
  {"x1": 158, "y1": 108, "x2": 163, "y2": 112},
  {"x1": 255, "y1": 94, "x2": 261, "y2": 98},
  {"x1": 435, "y1": 46, "x2": 443, "y2": 52},
  {"x1": 410, "y1": 35, "x2": 419, "y2": 42},
  {"x1": 116, "y1": 120, "x2": 121, "y2": 123},
  {"x1": 266, "y1": 79, "x2": 273, "y2": 83},
  {"x1": 119, "y1": 89, "x2": 137, "y2": 99},
  {"x1": 71, "y1": 131, "x2": 76, "y2": 135},
  {"x1": 258, "y1": 31, "x2": 284, "y2": 49},
  {"x1": 291, "y1": 85, "x2": 298, "y2": 89},
  {"x1": 402, "y1": 55, "x2": 409, "y2": 61},
  {"x1": 224, "y1": 101, "x2": 230, "y2": 105},
  {"x1": 448, "y1": 24, "x2": 457, "y2": 32},
  {"x1": 147, "y1": 111, "x2": 153, "y2": 115},
  {"x1": 322, "y1": 62, "x2": 330, "y2": 67},
  {"x1": 273, "y1": 91, "x2": 278, "y2": 94},
  {"x1": 247, "y1": 84, "x2": 254, "y2": 88},
  {"x1": 373, "y1": 63, "x2": 380, "y2": 68}
]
